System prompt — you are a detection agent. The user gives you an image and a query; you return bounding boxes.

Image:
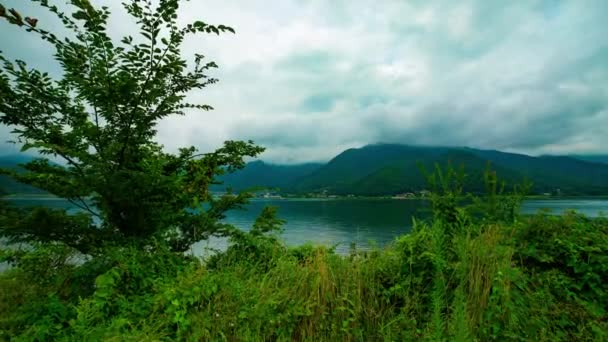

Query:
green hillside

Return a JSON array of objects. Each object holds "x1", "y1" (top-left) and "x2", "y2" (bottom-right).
[
  {"x1": 213, "y1": 161, "x2": 322, "y2": 192},
  {"x1": 9, "y1": 145, "x2": 605, "y2": 197},
  {"x1": 470, "y1": 149, "x2": 608, "y2": 195},
  {"x1": 224, "y1": 144, "x2": 608, "y2": 196},
  {"x1": 348, "y1": 150, "x2": 526, "y2": 195},
  {"x1": 569, "y1": 155, "x2": 608, "y2": 165},
  {"x1": 295, "y1": 145, "x2": 449, "y2": 192},
  {"x1": 0, "y1": 154, "x2": 47, "y2": 195},
  {"x1": 293, "y1": 146, "x2": 530, "y2": 195}
]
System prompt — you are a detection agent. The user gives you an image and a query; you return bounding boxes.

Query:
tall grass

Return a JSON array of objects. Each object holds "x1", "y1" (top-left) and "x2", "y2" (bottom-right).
[
  {"x1": 1, "y1": 170, "x2": 607, "y2": 340},
  {"x1": 2, "y1": 210, "x2": 606, "y2": 341}
]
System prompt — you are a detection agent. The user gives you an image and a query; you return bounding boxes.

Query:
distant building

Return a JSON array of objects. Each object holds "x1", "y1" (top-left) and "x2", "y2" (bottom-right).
[
  {"x1": 262, "y1": 192, "x2": 282, "y2": 199},
  {"x1": 392, "y1": 192, "x2": 415, "y2": 199}
]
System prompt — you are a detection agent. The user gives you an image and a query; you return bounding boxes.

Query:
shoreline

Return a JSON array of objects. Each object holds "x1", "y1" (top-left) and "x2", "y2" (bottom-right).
[{"x1": 4, "y1": 193, "x2": 608, "y2": 202}]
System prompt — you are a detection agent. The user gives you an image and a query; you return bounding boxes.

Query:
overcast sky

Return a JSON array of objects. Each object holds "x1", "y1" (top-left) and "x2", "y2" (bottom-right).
[{"x1": 1, "y1": 0, "x2": 607, "y2": 163}]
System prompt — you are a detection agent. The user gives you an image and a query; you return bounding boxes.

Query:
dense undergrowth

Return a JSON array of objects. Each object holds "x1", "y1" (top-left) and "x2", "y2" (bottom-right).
[
  {"x1": 1, "y1": 1, "x2": 606, "y2": 340},
  {"x1": 1, "y1": 198, "x2": 607, "y2": 341}
]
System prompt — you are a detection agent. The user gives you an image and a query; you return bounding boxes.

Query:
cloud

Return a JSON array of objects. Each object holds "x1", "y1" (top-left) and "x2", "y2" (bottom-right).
[{"x1": 1, "y1": 0, "x2": 607, "y2": 164}]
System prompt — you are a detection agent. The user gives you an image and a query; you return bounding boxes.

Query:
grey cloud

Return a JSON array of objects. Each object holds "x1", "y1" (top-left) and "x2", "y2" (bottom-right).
[{"x1": 1, "y1": 0, "x2": 607, "y2": 162}]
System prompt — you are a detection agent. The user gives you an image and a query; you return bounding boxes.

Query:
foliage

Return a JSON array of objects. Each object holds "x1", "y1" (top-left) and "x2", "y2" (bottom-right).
[
  {"x1": 0, "y1": 0, "x2": 263, "y2": 253},
  {"x1": 206, "y1": 206, "x2": 287, "y2": 271},
  {"x1": 0, "y1": 2, "x2": 606, "y2": 341},
  {"x1": 2, "y1": 173, "x2": 607, "y2": 340},
  {"x1": 511, "y1": 211, "x2": 608, "y2": 339},
  {"x1": 468, "y1": 165, "x2": 531, "y2": 224}
]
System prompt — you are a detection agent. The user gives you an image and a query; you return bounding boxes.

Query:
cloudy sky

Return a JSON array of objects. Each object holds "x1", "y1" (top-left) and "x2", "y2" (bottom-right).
[{"x1": 1, "y1": 0, "x2": 607, "y2": 163}]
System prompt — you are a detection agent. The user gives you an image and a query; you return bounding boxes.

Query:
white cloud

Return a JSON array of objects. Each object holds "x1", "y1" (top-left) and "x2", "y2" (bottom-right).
[{"x1": 1, "y1": 0, "x2": 607, "y2": 162}]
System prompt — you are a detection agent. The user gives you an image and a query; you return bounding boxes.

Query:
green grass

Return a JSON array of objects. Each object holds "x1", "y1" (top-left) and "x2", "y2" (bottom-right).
[{"x1": 1, "y1": 209, "x2": 607, "y2": 341}]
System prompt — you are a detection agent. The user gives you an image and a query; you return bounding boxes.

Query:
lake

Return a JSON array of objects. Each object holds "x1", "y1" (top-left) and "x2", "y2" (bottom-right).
[{"x1": 4, "y1": 197, "x2": 608, "y2": 255}]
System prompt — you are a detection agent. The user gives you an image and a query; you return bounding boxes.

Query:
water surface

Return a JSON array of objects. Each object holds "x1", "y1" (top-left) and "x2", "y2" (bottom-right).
[{"x1": 5, "y1": 197, "x2": 608, "y2": 254}]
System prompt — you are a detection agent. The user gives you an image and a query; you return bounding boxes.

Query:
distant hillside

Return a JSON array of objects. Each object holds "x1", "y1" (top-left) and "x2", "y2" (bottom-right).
[
  {"x1": 569, "y1": 155, "x2": 608, "y2": 165},
  {"x1": 291, "y1": 144, "x2": 608, "y2": 196},
  {"x1": 214, "y1": 161, "x2": 323, "y2": 192},
  {"x1": 295, "y1": 145, "x2": 449, "y2": 192},
  {"x1": 293, "y1": 145, "x2": 527, "y2": 195},
  {"x1": 0, "y1": 154, "x2": 47, "y2": 195},
  {"x1": 469, "y1": 149, "x2": 608, "y2": 194},
  {"x1": 4, "y1": 145, "x2": 608, "y2": 197},
  {"x1": 346, "y1": 149, "x2": 526, "y2": 196}
]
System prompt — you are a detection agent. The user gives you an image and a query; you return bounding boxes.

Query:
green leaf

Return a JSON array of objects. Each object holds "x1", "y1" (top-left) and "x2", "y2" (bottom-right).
[
  {"x1": 20, "y1": 143, "x2": 34, "y2": 152},
  {"x1": 0, "y1": 0, "x2": 262, "y2": 255},
  {"x1": 71, "y1": 11, "x2": 88, "y2": 20}
]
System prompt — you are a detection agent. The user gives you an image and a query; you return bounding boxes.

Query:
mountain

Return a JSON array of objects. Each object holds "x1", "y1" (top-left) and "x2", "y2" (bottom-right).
[
  {"x1": 326, "y1": 145, "x2": 608, "y2": 195},
  {"x1": 295, "y1": 145, "x2": 449, "y2": 192},
  {"x1": 469, "y1": 149, "x2": 608, "y2": 194},
  {"x1": 213, "y1": 144, "x2": 608, "y2": 196},
  {"x1": 4, "y1": 145, "x2": 608, "y2": 197},
  {"x1": 347, "y1": 149, "x2": 527, "y2": 196},
  {"x1": 214, "y1": 161, "x2": 323, "y2": 192},
  {"x1": 569, "y1": 155, "x2": 608, "y2": 165},
  {"x1": 293, "y1": 145, "x2": 526, "y2": 195},
  {"x1": 0, "y1": 154, "x2": 47, "y2": 195}
]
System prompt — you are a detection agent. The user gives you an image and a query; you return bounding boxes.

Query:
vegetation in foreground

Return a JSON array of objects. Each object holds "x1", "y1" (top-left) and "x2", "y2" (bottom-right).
[
  {"x1": 1, "y1": 174, "x2": 608, "y2": 341},
  {"x1": 0, "y1": 1, "x2": 607, "y2": 341}
]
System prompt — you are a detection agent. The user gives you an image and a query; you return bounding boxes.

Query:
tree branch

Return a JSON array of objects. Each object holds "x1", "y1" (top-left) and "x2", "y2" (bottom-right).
[
  {"x1": 119, "y1": 22, "x2": 174, "y2": 166},
  {"x1": 68, "y1": 197, "x2": 101, "y2": 218}
]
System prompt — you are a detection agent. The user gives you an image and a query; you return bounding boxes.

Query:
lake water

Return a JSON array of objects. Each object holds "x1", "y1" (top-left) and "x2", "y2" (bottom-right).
[{"x1": 5, "y1": 197, "x2": 608, "y2": 254}]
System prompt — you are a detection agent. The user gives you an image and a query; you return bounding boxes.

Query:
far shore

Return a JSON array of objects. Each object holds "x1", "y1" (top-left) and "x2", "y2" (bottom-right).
[{"x1": 3, "y1": 193, "x2": 608, "y2": 202}]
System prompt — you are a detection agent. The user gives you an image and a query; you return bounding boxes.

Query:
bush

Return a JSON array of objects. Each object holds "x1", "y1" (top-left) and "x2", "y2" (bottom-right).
[{"x1": 2, "y1": 207, "x2": 607, "y2": 341}]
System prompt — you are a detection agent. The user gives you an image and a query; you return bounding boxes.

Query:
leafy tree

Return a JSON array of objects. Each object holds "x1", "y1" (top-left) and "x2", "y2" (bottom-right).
[{"x1": 0, "y1": 0, "x2": 263, "y2": 253}]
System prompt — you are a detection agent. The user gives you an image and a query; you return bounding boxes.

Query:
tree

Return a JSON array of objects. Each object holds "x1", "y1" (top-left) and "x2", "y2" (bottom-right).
[{"x1": 0, "y1": 0, "x2": 264, "y2": 254}]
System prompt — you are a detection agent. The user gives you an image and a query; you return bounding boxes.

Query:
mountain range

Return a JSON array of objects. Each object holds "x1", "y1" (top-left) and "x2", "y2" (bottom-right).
[
  {"x1": 216, "y1": 144, "x2": 608, "y2": 196},
  {"x1": 569, "y1": 155, "x2": 608, "y2": 165},
  {"x1": 0, "y1": 154, "x2": 47, "y2": 195},
  {"x1": 2, "y1": 145, "x2": 608, "y2": 196}
]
